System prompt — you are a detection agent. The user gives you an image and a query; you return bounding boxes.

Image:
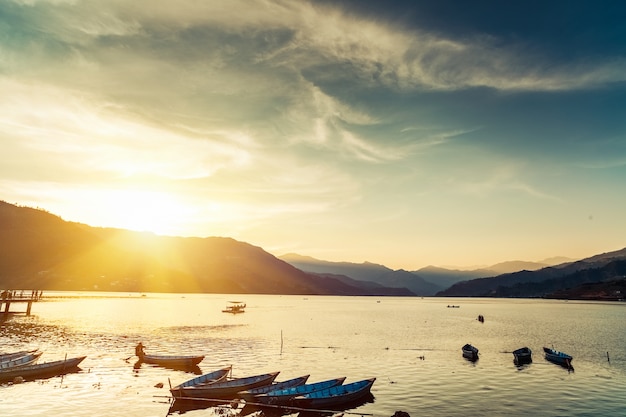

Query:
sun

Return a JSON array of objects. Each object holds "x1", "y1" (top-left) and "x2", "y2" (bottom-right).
[{"x1": 96, "y1": 190, "x2": 189, "y2": 236}]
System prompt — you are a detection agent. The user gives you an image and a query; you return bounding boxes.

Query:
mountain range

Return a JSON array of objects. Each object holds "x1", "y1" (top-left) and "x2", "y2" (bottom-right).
[
  {"x1": 278, "y1": 253, "x2": 573, "y2": 296},
  {"x1": 0, "y1": 201, "x2": 410, "y2": 296},
  {"x1": 1, "y1": 200, "x2": 624, "y2": 299}
]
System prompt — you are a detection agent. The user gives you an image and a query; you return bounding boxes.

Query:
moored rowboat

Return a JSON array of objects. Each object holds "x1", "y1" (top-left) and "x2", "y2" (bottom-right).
[
  {"x1": 171, "y1": 371, "x2": 280, "y2": 399},
  {"x1": 462, "y1": 343, "x2": 479, "y2": 361},
  {"x1": 0, "y1": 351, "x2": 42, "y2": 370},
  {"x1": 543, "y1": 347, "x2": 573, "y2": 369},
  {"x1": 170, "y1": 366, "x2": 232, "y2": 391},
  {"x1": 0, "y1": 356, "x2": 86, "y2": 383},
  {"x1": 289, "y1": 378, "x2": 376, "y2": 409},
  {"x1": 252, "y1": 377, "x2": 347, "y2": 405},
  {"x1": 238, "y1": 374, "x2": 310, "y2": 400},
  {"x1": 0, "y1": 349, "x2": 40, "y2": 363},
  {"x1": 513, "y1": 347, "x2": 532, "y2": 364}
]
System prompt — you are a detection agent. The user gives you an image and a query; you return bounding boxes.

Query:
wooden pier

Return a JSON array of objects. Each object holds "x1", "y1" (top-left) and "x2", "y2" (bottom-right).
[{"x1": 0, "y1": 290, "x2": 42, "y2": 316}]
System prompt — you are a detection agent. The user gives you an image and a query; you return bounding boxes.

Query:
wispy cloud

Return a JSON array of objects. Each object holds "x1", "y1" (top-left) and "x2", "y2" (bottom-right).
[{"x1": 0, "y1": 80, "x2": 251, "y2": 181}]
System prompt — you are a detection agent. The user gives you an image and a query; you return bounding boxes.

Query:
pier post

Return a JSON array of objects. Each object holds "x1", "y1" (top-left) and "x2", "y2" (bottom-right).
[
  {"x1": 3, "y1": 301, "x2": 9, "y2": 314},
  {"x1": 26, "y1": 300, "x2": 32, "y2": 315}
]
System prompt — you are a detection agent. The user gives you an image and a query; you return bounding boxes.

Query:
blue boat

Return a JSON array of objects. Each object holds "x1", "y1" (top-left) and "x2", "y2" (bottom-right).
[
  {"x1": 238, "y1": 374, "x2": 310, "y2": 400},
  {"x1": 290, "y1": 378, "x2": 376, "y2": 409},
  {"x1": 543, "y1": 347, "x2": 573, "y2": 369},
  {"x1": 252, "y1": 376, "x2": 346, "y2": 405}
]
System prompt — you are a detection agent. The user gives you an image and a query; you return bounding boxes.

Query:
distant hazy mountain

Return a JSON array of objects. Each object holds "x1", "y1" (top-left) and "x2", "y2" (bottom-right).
[
  {"x1": 279, "y1": 253, "x2": 443, "y2": 295},
  {"x1": 0, "y1": 201, "x2": 407, "y2": 296},
  {"x1": 411, "y1": 266, "x2": 494, "y2": 289},
  {"x1": 278, "y1": 253, "x2": 581, "y2": 296},
  {"x1": 437, "y1": 248, "x2": 626, "y2": 297}
]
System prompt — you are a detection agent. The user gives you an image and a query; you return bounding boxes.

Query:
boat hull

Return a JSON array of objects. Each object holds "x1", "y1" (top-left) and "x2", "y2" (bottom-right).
[
  {"x1": 513, "y1": 347, "x2": 533, "y2": 365},
  {"x1": 171, "y1": 371, "x2": 279, "y2": 399},
  {"x1": 0, "y1": 351, "x2": 42, "y2": 370},
  {"x1": 543, "y1": 347, "x2": 573, "y2": 369},
  {"x1": 140, "y1": 354, "x2": 204, "y2": 367},
  {"x1": 170, "y1": 366, "x2": 232, "y2": 390},
  {"x1": 238, "y1": 374, "x2": 310, "y2": 400},
  {"x1": 252, "y1": 377, "x2": 347, "y2": 405},
  {"x1": 290, "y1": 378, "x2": 376, "y2": 409},
  {"x1": 0, "y1": 349, "x2": 39, "y2": 362},
  {"x1": 0, "y1": 356, "x2": 86, "y2": 383},
  {"x1": 462, "y1": 344, "x2": 479, "y2": 361}
]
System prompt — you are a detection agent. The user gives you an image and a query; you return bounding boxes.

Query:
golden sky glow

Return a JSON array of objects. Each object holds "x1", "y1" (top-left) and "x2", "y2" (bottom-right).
[{"x1": 1, "y1": 1, "x2": 625, "y2": 269}]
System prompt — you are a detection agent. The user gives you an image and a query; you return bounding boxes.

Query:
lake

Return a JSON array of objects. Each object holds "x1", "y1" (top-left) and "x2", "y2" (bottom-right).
[{"x1": 1, "y1": 293, "x2": 625, "y2": 417}]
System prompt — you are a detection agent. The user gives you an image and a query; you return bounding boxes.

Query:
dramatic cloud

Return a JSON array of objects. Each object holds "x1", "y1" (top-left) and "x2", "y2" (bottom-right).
[{"x1": 1, "y1": 0, "x2": 625, "y2": 268}]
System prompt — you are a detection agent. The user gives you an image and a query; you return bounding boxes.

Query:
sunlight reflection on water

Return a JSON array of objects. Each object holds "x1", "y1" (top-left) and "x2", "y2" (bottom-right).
[{"x1": 1, "y1": 294, "x2": 625, "y2": 417}]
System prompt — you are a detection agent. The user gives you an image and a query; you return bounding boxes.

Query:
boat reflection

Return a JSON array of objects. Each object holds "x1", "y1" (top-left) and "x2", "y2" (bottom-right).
[{"x1": 167, "y1": 398, "x2": 241, "y2": 415}]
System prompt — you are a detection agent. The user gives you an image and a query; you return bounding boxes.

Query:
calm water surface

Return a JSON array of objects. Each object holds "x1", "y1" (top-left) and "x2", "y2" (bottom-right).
[{"x1": 1, "y1": 294, "x2": 625, "y2": 417}]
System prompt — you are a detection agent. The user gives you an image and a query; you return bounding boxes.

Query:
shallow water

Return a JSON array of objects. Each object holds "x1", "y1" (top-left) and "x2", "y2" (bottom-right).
[{"x1": 1, "y1": 294, "x2": 625, "y2": 417}]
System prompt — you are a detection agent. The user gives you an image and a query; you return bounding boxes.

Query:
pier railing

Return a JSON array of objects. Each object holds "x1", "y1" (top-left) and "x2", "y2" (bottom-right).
[{"x1": 0, "y1": 290, "x2": 43, "y2": 315}]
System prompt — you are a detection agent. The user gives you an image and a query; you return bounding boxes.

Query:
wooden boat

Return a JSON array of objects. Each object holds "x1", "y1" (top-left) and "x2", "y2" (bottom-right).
[
  {"x1": 513, "y1": 347, "x2": 532, "y2": 364},
  {"x1": 462, "y1": 343, "x2": 479, "y2": 361},
  {"x1": 171, "y1": 371, "x2": 279, "y2": 399},
  {"x1": 289, "y1": 378, "x2": 376, "y2": 409},
  {"x1": 222, "y1": 301, "x2": 246, "y2": 314},
  {"x1": 0, "y1": 351, "x2": 42, "y2": 370},
  {"x1": 0, "y1": 349, "x2": 39, "y2": 362},
  {"x1": 252, "y1": 377, "x2": 346, "y2": 405},
  {"x1": 170, "y1": 365, "x2": 232, "y2": 390},
  {"x1": 238, "y1": 374, "x2": 310, "y2": 400},
  {"x1": 0, "y1": 356, "x2": 86, "y2": 383},
  {"x1": 543, "y1": 347, "x2": 573, "y2": 369},
  {"x1": 138, "y1": 352, "x2": 204, "y2": 367}
]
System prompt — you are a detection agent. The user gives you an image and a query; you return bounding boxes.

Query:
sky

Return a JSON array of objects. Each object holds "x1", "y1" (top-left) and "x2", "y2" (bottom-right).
[{"x1": 1, "y1": 0, "x2": 626, "y2": 270}]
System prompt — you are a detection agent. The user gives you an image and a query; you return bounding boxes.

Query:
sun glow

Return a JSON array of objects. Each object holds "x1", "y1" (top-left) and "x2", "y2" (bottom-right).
[{"x1": 88, "y1": 190, "x2": 191, "y2": 236}]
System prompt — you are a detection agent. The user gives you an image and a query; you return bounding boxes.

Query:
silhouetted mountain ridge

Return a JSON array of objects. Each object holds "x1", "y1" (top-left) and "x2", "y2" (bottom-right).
[
  {"x1": 3, "y1": 201, "x2": 623, "y2": 299},
  {"x1": 0, "y1": 201, "x2": 410, "y2": 296},
  {"x1": 437, "y1": 248, "x2": 626, "y2": 297}
]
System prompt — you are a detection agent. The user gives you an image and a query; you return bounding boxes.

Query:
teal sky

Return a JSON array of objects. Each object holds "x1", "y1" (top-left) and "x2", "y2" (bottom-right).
[{"x1": 1, "y1": 1, "x2": 625, "y2": 269}]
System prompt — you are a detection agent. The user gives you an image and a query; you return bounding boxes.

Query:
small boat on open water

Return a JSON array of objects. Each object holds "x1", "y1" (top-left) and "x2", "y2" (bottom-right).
[
  {"x1": 513, "y1": 347, "x2": 533, "y2": 365},
  {"x1": 222, "y1": 301, "x2": 246, "y2": 314},
  {"x1": 543, "y1": 347, "x2": 573, "y2": 369},
  {"x1": 462, "y1": 344, "x2": 479, "y2": 361}
]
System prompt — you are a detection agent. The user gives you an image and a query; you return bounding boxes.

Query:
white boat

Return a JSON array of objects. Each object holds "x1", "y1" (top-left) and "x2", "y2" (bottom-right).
[
  {"x1": 0, "y1": 351, "x2": 42, "y2": 370},
  {"x1": 171, "y1": 371, "x2": 279, "y2": 399},
  {"x1": 170, "y1": 365, "x2": 233, "y2": 390},
  {"x1": 222, "y1": 301, "x2": 246, "y2": 314},
  {"x1": 0, "y1": 349, "x2": 40, "y2": 363}
]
